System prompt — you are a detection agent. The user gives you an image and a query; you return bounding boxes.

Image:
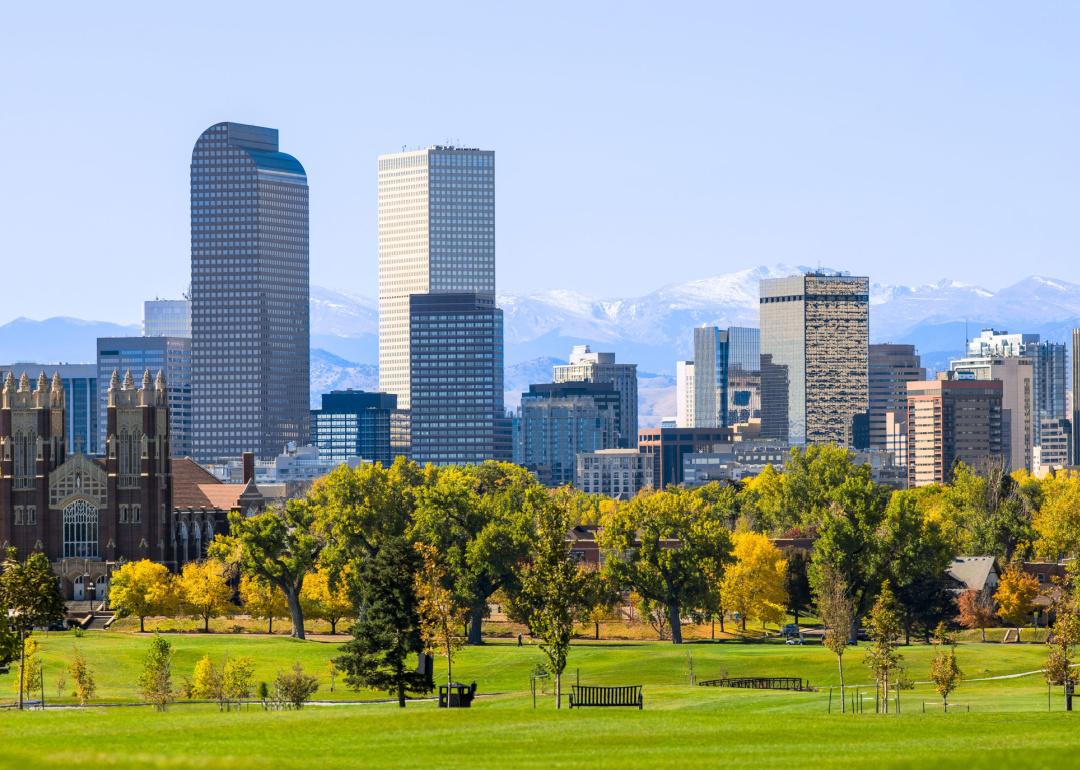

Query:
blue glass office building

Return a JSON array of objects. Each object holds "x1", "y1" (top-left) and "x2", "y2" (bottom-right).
[
  {"x1": 190, "y1": 122, "x2": 309, "y2": 462},
  {"x1": 311, "y1": 390, "x2": 397, "y2": 467}
]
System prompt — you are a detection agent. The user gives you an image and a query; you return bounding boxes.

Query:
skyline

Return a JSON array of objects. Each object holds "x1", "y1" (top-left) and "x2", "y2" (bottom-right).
[{"x1": 3, "y1": 2, "x2": 1079, "y2": 323}]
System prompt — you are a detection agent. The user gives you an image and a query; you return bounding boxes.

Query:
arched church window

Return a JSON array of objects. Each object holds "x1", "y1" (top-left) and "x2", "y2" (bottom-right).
[{"x1": 63, "y1": 500, "x2": 99, "y2": 558}]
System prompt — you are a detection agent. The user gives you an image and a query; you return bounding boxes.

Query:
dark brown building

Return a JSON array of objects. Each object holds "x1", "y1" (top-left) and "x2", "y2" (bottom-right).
[{"x1": 637, "y1": 427, "x2": 733, "y2": 489}]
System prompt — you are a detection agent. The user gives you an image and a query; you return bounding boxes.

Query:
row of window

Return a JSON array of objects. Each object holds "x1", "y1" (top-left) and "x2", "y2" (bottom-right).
[{"x1": 13, "y1": 505, "x2": 36, "y2": 525}]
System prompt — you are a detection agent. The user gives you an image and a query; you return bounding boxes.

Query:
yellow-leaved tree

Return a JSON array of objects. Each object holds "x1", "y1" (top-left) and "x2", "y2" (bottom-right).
[
  {"x1": 720, "y1": 531, "x2": 788, "y2": 631},
  {"x1": 300, "y1": 565, "x2": 354, "y2": 635},
  {"x1": 994, "y1": 563, "x2": 1039, "y2": 638},
  {"x1": 239, "y1": 574, "x2": 289, "y2": 634},
  {"x1": 109, "y1": 559, "x2": 178, "y2": 632},
  {"x1": 179, "y1": 560, "x2": 236, "y2": 632},
  {"x1": 1033, "y1": 470, "x2": 1080, "y2": 559}
]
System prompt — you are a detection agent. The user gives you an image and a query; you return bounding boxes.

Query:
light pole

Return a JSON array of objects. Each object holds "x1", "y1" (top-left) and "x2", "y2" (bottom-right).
[{"x1": 84, "y1": 573, "x2": 95, "y2": 618}]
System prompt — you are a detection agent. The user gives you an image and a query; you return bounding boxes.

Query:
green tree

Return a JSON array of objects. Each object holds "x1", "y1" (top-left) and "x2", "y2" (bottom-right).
[
  {"x1": 414, "y1": 542, "x2": 467, "y2": 689},
  {"x1": 410, "y1": 463, "x2": 536, "y2": 645},
  {"x1": 335, "y1": 537, "x2": 432, "y2": 708},
  {"x1": 930, "y1": 641, "x2": 963, "y2": 711},
  {"x1": 0, "y1": 548, "x2": 65, "y2": 709},
  {"x1": 864, "y1": 581, "x2": 905, "y2": 713},
  {"x1": 934, "y1": 462, "x2": 1034, "y2": 560},
  {"x1": 274, "y1": 662, "x2": 319, "y2": 709},
  {"x1": 108, "y1": 559, "x2": 177, "y2": 632},
  {"x1": 210, "y1": 499, "x2": 321, "y2": 640},
  {"x1": 509, "y1": 489, "x2": 592, "y2": 708},
  {"x1": 13, "y1": 636, "x2": 42, "y2": 703},
  {"x1": 816, "y1": 565, "x2": 855, "y2": 713},
  {"x1": 139, "y1": 634, "x2": 174, "y2": 711},
  {"x1": 784, "y1": 548, "x2": 813, "y2": 624},
  {"x1": 600, "y1": 487, "x2": 732, "y2": 644}
]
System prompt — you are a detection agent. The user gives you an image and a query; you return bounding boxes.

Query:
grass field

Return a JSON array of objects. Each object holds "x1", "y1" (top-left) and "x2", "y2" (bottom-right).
[{"x1": 1, "y1": 632, "x2": 1078, "y2": 769}]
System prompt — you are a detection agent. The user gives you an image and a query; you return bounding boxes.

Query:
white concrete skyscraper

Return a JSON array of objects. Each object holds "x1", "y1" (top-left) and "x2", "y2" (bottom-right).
[{"x1": 377, "y1": 146, "x2": 495, "y2": 409}]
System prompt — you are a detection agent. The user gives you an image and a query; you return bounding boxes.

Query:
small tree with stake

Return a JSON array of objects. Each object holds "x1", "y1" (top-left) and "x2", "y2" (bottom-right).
[
  {"x1": 817, "y1": 565, "x2": 855, "y2": 713},
  {"x1": 929, "y1": 623, "x2": 963, "y2": 711},
  {"x1": 509, "y1": 489, "x2": 591, "y2": 709},
  {"x1": 864, "y1": 581, "x2": 904, "y2": 713},
  {"x1": 414, "y1": 542, "x2": 467, "y2": 691}
]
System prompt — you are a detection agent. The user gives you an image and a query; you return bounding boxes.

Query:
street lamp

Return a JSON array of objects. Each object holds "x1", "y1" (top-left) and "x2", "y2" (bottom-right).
[{"x1": 84, "y1": 573, "x2": 96, "y2": 618}]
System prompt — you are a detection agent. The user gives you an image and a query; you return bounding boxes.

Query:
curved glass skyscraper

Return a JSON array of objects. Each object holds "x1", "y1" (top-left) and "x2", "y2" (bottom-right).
[{"x1": 190, "y1": 122, "x2": 309, "y2": 462}]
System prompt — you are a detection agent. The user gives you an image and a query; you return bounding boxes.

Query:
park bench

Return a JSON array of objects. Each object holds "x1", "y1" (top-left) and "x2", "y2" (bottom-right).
[{"x1": 568, "y1": 684, "x2": 643, "y2": 709}]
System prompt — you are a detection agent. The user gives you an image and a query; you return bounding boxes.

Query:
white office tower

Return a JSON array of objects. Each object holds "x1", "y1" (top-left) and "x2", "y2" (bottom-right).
[
  {"x1": 377, "y1": 146, "x2": 495, "y2": 409},
  {"x1": 676, "y1": 361, "x2": 695, "y2": 428}
]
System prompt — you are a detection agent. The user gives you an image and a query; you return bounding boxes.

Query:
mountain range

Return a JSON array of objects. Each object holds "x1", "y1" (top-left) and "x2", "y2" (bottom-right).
[{"x1": 5, "y1": 265, "x2": 1080, "y2": 425}]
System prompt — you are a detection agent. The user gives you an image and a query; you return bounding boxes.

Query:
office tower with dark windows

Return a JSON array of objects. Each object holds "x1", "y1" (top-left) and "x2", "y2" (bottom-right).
[
  {"x1": 552, "y1": 346, "x2": 638, "y2": 447},
  {"x1": 97, "y1": 337, "x2": 192, "y2": 458},
  {"x1": 0, "y1": 364, "x2": 98, "y2": 456},
  {"x1": 692, "y1": 327, "x2": 728, "y2": 429},
  {"x1": 726, "y1": 327, "x2": 761, "y2": 425},
  {"x1": 378, "y1": 146, "x2": 495, "y2": 411},
  {"x1": 868, "y1": 344, "x2": 925, "y2": 466},
  {"x1": 759, "y1": 273, "x2": 869, "y2": 446},
  {"x1": 144, "y1": 299, "x2": 192, "y2": 338},
  {"x1": 310, "y1": 390, "x2": 397, "y2": 467},
  {"x1": 190, "y1": 122, "x2": 309, "y2": 462},
  {"x1": 408, "y1": 293, "x2": 504, "y2": 466},
  {"x1": 517, "y1": 382, "x2": 621, "y2": 487},
  {"x1": 906, "y1": 378, "x2": 1003, "y2": 487},
  {"x1": 950, "y1": 355, "x2": 1033, "y2": 472}
]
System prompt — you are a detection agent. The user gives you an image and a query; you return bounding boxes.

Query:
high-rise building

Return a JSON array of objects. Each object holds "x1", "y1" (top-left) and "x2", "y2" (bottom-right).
[
  {"x1": 759, "y1": 273, "x2": 869, "y2": 445},
  {"x1": 868, "y1": 344, "x2": 925, "y2": 462},
  {"x1": 906, "y1": 378, "x2": 1003, "y2": 487},
  {"x1": 310, "y1": 390, "x2": 397, "y2": 467},
  {"x1": 950, "y1": 355, "x2": 1033, "y2": 472},
  {"x1": 518, "y1": 382, "x2": 621, "y2": 487},
  {"x1": 675, "y1": 361, "x2": 695, "y2": 428},
  {"x1": 97, "y1": 337, "x2": 192, "y2": 459},
  {"x1": 692, "y1": 327, "x2": 727, "y2": 429},
  {"x1": 727, "y1": 327, "x2": 761, "y2": 425},
  {"x1": 378, "y1": 146, "x2": 495, "y2": 410},
  {"x1": 552, "y1": 346, "x2": 638, "y2": 448},
  {"x1": 190, "y1": 122, "x2": 309, "y2": 462},
  {"x1": 144, "y1": 299, "x2": 192, "y2": 338},
  {"x1": 0, "y1": 364, "x2": 98, "y2": 456},
  {"x1": 1034, "y1": 418, "x2": 1072, "y2": 475},
  {"x1": 1073, "y1": 329, "x2": 1080, "y2": 464},
  {"x1": 408, "y1": 293, "x2": 505, "y2": 466}
]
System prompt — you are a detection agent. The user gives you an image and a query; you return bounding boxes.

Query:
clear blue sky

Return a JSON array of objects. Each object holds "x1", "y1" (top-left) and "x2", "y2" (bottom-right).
[{"x1": 2, "y1": 2, "x2": 1078, "y2": 322}]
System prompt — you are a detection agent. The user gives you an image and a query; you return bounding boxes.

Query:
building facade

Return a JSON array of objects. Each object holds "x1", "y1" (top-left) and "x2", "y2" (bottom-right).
[
  {"x1": 637, "y1": 426, "x2": 733, "y2": 489},
  {"x1": 144, "y1": 299, "x2": 192, "y2": 338},
  {"x1": 726, "y1": 326, "x2": 761, "y2": 426},
  {"x1": 0, "y1": 370, "x2": 172, "y2": 598},
  {"x1": 311, "y1": 390, "x2": 397, "y2": 467},
  {"x1": 950, "y1": 355, "x2": 1033, "y2": 472},
  {"x1": 1034, "y1": 418, "x2": 1072, "y2": 476},
  {"x1": 97, "y1": 337, "x2": 192, "y2": 459},
  {"x1": 1073, "y1": 329, "x2": 1080, "y2": 465},
  {"x1": 552, "y1": 346, "x2": 638, "y2": 448},
  {"x1": 0, "y1": 364, "x2": 98, "y2": 456},
  {"x1": 692, "y1": 327, "x2": 727, "y2": 429},
  {"x1": 675, "y1": 360, "x2": 695, "y2": 428},
  {"x1": 759, "y1": 273, "x2": 869, "y2": 446},
  {"x1": 191, "y1": 122, "x2": 310, "y2": 462},
  {"x1": 868, "y1": 344, "x2": 925, "y2": 462},
  {"x1": 408, "y1": 293, "x2": 505, "y2": 466},
  {"x1": 378, "y1": 146, "x2": 495, "y2": 410},
  {"x1": 575, "y1": 448, "x2": 651, "y2": 500},
  {"x1": 518, "y1": 382, "x2": 621, "y2": 487},
  {"x1": 906, "y1": 378, "x2": 1003, "y2": 487}
]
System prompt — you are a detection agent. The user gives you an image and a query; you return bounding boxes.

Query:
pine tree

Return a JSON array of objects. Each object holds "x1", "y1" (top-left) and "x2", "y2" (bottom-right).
[{"x1": 335, "y1": 538, "x2": 431, "y2": 708}]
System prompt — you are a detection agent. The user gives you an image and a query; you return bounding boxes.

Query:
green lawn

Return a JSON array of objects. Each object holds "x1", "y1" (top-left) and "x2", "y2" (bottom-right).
[{"x1": 0, "y1": 633, "x2": 1077, "y2": 769}]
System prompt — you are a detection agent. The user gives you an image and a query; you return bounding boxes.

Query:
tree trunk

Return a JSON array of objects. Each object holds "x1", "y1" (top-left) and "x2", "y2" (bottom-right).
[
  {"x1": 330, "y1": 618, "x2": 338, "y2": 635},
  {"x1": 904, "y1": 620, "x2": 911, "y2": 646},
  {"x1": 741, "y1": 615, "x2": 747, "y2": 632},
  {"x1": 711, "y1": 619, "x2": 715, "y2": 640},
  {"x1": 594, "y1": 621, "x2": 599, "y2": 640},
  {"x1": 269, "y1": 615, "x2": 273, "y2": 634},
  {"x1": 204, "y1": 614, "x2": 210, "y2": 633},
  {"x1": 794, "y1": 607, "x2": 800, "y2": 624},
  {"x1": 284, "y1": 585, "x2": 306, "y2": 640},
  {"x1": 667, "y1": 602, "x2": 683, "y2": 644},
  {"x1": 838, "y1": 654, "x2": 845, "y2": 714},
  {"x1": 17, "y1": 629, "x2": 25, "y2": 711},
  {"x1": 719, "y1": 611, "x2": 725, "y2": 634},
  {"x1": 447, "y1": 649, "x2": 453, "y2": 687},
  {"x1": 556, "y1": 671, "x2": 561, "y2": 709},
  {"x1": 398, "y1": 681, "x2": 405, "y2": 708},
  {"x1": 980, "y1": 626, "x2": 986, "y2": 643},
  {"x1": 140, "y1": 615, "x2": 145, "y2": 633},
  {"x1": 467, "y1": 603, "x2": 484, "y2": 645}
]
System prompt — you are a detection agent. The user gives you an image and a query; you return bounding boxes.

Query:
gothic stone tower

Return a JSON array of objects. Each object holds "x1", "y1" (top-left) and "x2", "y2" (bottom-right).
[{"x1": 0, "y1": 372, "x2": 66, "y2": 556}]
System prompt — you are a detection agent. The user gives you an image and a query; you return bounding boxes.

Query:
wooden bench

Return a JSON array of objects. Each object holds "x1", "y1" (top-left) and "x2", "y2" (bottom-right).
[{"x1": 569, "y1": 684, "x2": 643, "y2": 709}]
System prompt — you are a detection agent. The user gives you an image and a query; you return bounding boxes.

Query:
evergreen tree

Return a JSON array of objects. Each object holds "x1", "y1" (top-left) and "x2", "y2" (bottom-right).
[
  {"x1": 335, "y1": 538, "x2": 431, "y2": 708},
  {"x1": 0, "y1": 548, "x2": 65, "y2": 709}
]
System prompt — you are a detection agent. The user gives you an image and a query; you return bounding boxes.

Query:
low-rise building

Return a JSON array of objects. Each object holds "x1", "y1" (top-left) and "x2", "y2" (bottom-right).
[{"x1": 575, "y1": 448, "x2": 651, "y2": 500}]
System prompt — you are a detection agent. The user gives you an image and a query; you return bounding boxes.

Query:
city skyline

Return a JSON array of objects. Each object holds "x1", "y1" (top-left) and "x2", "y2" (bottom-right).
[{"x1": 4, "y1": 3, "x2": 1080, "y2": 323}]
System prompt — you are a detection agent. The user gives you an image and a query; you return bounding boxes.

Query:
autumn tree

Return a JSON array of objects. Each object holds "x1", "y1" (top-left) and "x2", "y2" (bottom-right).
[
  {"x1": 336, "y1": 537, "x2": 431, "y2": 708},
  {"x1": 410, "y1": 463, "x2": 536, "y2": 645},
  {"x1": 934, "y1": 462, "x2": 1034, "y2": 560},
  {"x1": 300, "y1": 565, "x2": 354, "y2": 635},
  {"x1": 69, "y1": 647, "x2": 96, "y2": 705},
  {"x1": 994, "y1": 564, "x2": 1039, "y2": 638},
  {"x1": 239, "y1": 574, "x2": 289, "y2": 634},
  {"x1": 179, "y1": 559, "x2": 236, "y2": 632},
  {"x1": 600, "y1": 487, "x2": 732, "y2": 644},
  {"x1": 816, "y1": 565, "x2": 855, "y2": 712},
  {"x1": 930, "y1": 624, "x2": 963, "y2": 711},
  {"x1": 109, "y1": 560, "x2": 178, "y2": 632},
  {"x1": 13, "y1": 637, "x2": 42, "y2": 703},
  {"x1": 864, "y1": 581, "x2": 904, "y2": 713},
  {"x1": 0, "y1": 548, "x2": 65, "y2": 709},
  {"x1": 1045, "y1": 566, "x2": 1080, "y2": 691},
  {"x1": 139, "y1": 634, "x2": 174, "y2": 711},
  {"x1": 223, "y1": 656, "x2": 256, "y2": 707},
  {"x1": 210, "y1": 498, "x2": 322, "y2": 640},
  {"x1": 1032, "y1": 470, "x2": 1080, "y2": 559},
  {"x1": 192, "y1": 654, "x2": 224, "y2": 707},
  {"x1": 509, "y1": 489, "x2": 592, "y2": 709},
  {"x1": 957, "y1": 589, "x2": 995, "y2": 642},
  {"x1": 414, "y1": 542, "x2": 467, "y2": 688},
  {"x1": 720, "y1": 531, "x2": 788, "y2": 631}
]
